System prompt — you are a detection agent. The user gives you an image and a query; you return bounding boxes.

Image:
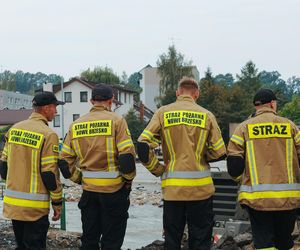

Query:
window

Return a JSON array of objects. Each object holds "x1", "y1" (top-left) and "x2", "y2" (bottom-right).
[
  {"x1": 118, "y1": 92, "x2": 121, "y2": 102},
  {"x1": 64, "y1": 92, "x2": 72, "y2": 103},
  {"x1": 80, "y1": 91, "x2": 88, "y2": 102},
  {"x1": 73, "y1": 114, "x2": 80, "y2": 121},
  {"x1": 124, "y1": 93, "x2": 127, "y2": 103},
  {"x1": 54, "y1": 115, "x2": 60, "y2": 127}
]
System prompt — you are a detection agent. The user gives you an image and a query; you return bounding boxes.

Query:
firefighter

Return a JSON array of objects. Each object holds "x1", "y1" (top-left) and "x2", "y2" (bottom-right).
[
  {"x1": 59, "y1": 84, "x2": 136, "y2": 250},
  {"x1": 227, "y1": 88, "x2": 300, "y2": 250},
  {"x1": 137, "y1": 77, "x2": 226, "y2": 250},
  {"x1": 0, "y1": 91, "x2": 64, "y2": 249}
]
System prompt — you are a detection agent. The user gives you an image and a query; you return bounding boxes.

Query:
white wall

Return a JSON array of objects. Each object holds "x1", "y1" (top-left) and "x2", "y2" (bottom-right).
[
  {"x1": 139, "y1": 66, "x2": 200, "y2": 112},
  {"x1": 49, "y1": 80, "x2": 134, "y2": 138}
]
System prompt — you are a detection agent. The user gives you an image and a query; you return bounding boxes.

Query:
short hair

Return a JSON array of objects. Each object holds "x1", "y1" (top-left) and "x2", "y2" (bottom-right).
[{"x1": 178, "y1": 77, "x2": 199, "y2": 90}]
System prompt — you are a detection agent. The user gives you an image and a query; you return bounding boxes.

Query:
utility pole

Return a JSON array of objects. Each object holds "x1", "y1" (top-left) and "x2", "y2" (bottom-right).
[{"x1": 60, "y1": 78, "x2": 65, "y2": 140}]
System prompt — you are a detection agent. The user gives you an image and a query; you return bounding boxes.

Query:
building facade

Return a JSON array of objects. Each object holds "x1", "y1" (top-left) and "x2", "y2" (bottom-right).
[
  {"x1": 42, "y1": 78, "x2": 135, "y2": 138},
  {"x1": 139, "y1": 65, "x2": 200, "y2": 112},
  {"x1": 0, "y1": 90, "x2": 33, "y2": 110}
]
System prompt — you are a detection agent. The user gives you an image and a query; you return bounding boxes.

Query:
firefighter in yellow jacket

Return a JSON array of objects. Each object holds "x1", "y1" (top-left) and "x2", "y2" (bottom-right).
[
  {"x1": 0, "y1": 91, "x2": 64, "y2": 249},
  {"x1": 59, "y1": 84, "x2": 136, "y2": 250},
  {"x1": 227, "y1": 88, "x2": 300, "y2": 250},
  {"x1": 137, "y1": 77, "x2": 226, "y2": 250}
]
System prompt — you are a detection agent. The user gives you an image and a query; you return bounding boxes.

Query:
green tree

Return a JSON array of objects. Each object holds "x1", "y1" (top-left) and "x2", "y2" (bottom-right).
[
  {"x1": 124, "y1": 109, "x2": 146, "y2": 143},
  {"x1": 156, "y1": 45, "x2": 194, "y2": 106},
  {"x1": 198, "y1": 68, "x2": 231, "y2": 142},
  {"x1": 126, "y1": 72, "x2": 143, "y2": 102},
  {"x1": 214, "y1": 73, "x2": 234, "y2": 86},
  {"x1": 278, "y1": 95, "x2": 300, "y2": 124},
  {"x1": 259, "y1": 70, "x2": 289, "y2": 108},
  {"x1": 81, "y1": 66, "x2": 120, "y2": 84},
  {"x1": 0, "y1": 70, "x2": 16, "y2": 91},
  {"x1": 236, "y1": 61, "x2": 262, "y2": 96}
]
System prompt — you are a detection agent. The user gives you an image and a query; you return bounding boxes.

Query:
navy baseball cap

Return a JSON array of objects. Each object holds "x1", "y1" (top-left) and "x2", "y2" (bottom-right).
[
  {"x1": 32, "y1": 91, "x2": 65, "y2": 106},
  {"x1": 253, "y1": 88, "x2": 277, "y2": 106},
  {"x1": 92, "y1": 84, "x2": 113, "y2": 101}
]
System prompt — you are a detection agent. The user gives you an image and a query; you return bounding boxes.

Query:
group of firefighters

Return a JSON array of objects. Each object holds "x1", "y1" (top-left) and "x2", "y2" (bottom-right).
[{"x1": 0, "y1": 77, "x2": 299, "y2": 250}]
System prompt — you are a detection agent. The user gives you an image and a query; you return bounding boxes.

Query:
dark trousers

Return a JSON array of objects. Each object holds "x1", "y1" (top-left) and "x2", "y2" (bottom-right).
[
  {"x1": 12, "y1": 215, "x2": 49, "y2": 250},
  {"x1": 163, "y1": 197, "x2": 214, "y2": 250},
  {"x1": 79, "y1": 187, "x2": 130, "y2": 250},
  {"x1": 247, "y1": 206, "x2": 296, "y2": 250}
]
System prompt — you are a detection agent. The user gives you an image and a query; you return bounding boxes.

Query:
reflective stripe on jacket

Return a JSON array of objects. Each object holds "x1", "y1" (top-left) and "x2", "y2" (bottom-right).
[{"x1": 227, "y1": 107, "x2": 300, "y2": 210}]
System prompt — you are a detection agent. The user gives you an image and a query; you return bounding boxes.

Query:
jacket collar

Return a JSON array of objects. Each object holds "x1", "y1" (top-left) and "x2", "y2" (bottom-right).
[
  {"x1": 90, "y1": 104, "x2": 111, "y2": 112},
  {"x1": 255, "y1": 107, "x2": 277, "y2": 116},
  {"x1": 29, "y1": 112, "x2": 48, "y2": 125},
  {"x1": 176, "y1": 95, "x2": 196, "y2": 103}
]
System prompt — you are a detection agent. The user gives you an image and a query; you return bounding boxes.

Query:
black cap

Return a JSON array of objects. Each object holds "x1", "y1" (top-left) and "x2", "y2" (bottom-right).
[
  {"x1": 32, "y1": 91, "x2": 65, "y2": 106},
  {"x1": 92, "y1": 84, "x2": 113, "y2": 101},
  {"x1": 253, "y1": 88, "x2": 277, "y2": 106}
]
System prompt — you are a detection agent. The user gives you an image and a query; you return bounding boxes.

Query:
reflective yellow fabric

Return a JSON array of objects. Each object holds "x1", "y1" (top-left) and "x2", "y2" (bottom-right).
[
  {"x1": 239, "y1": 190, "x2": 300, "y2": 200},
  {"x1": 161, "y1": 177, "x2": 213, "y2": 187},
  {"x1": 248, "y1": 123, "x2": 291, "y2": 139},
  {"x1": 83, "y1": 176, "x2": 123, "y2": 186},
  {"x1": 4, "y1": 196, "x2": 50, "y2": 209},
  {"x1": 72, "y1": 120, "x2": 112, "y2": 138}
]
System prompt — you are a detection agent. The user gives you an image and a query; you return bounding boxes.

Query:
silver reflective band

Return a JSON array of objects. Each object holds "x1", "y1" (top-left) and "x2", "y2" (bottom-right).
[
  {"x1": 162, "y1": 170, "x2": 211, "y2": 180},
  {"x1": 240, "y1": 183, "x2": 300, "y2": 192},
  {"x1": 5, "y1": 189, "x2": 50, "y2": 201},
  {"x1": 82, "y1": 171, "x2": 120, "y2": 179}
]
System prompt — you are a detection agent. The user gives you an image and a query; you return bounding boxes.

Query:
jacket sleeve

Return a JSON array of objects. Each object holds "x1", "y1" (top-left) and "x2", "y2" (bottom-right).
[
  {"x1": 292, "y1": 123, "x2": 300, "y2": 156},
  {"x1": 0, "y1": 133, "x2": 9, "y2": 180},
  {"x1": 40, "y1": 132, "x2": 63, "y2": 205},
  {"x1": 138, "y1": 111, "x2": 165, "y2": 177},
  {"x1": 206, "y1": 114, "x2": 226, "y2": 162},
  {"x1": 227, "y1": 124, "x2": 246, "y2": 182},
  {"x1": 115, "y1": 117, "x2": 136, "y2": 181},
  {"x1": 60, "y1": 129, "x2": 82, "y2": 184}
]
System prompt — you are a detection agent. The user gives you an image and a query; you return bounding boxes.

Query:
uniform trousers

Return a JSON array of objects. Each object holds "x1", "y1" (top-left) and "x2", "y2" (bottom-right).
[
  {"x1": 247, "y1": 206, "x2": 296, "y2": 250},
  {"x1": 12, "y1": 215, "x2": 49, "y2": 250},
  {"x1": 163, "y1": 197, "x2": 214, "y2": 250},
  {"x1": 79, "y1": 186, "x2": 130, "y2": 250}
]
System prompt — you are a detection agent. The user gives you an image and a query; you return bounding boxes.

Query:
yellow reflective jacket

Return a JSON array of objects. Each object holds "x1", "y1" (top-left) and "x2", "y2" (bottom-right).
[
  {"x1": 228, "y1": 107, "x2": 300, "y2": 211},
  {"x1": 1, "y1": 112, "x2": 62, "y2": 221},
  {"x1": 138, "y1": 95, "x2": 226, "y2": 201},
  {"x1": 61, "y1": 104, "x2": 136, "y2": 193}
]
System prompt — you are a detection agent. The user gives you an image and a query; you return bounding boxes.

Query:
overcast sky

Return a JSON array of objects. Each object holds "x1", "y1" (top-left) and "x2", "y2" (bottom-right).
[{"x1": 0, "y1": 0, "x2": 299, "y2": 81}]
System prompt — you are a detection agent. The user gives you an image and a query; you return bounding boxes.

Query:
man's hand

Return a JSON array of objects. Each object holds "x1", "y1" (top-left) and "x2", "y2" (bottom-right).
[{"x1": 52, "y1": 205, "x2": 62, "y2": 221}]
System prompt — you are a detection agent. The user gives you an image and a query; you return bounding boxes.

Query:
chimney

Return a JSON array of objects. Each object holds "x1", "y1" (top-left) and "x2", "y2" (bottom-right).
[{"x1": 43, "y1": 82, "x2": 53, "y2": 92}]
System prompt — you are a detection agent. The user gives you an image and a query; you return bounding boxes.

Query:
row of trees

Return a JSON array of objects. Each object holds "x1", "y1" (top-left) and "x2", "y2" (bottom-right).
[{"x1": 0, "y1": 70, "x2": 62, "y2": 94}]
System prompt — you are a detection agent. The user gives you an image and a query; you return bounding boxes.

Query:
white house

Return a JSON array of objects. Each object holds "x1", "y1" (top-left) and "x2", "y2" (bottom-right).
[
  {"x1": 0, "y1": 90, "x2": 33, "y2": 110},
  {"x1": 139, "y1": 64, "x2": 200, "y2": 112},
  {"x1": 42, "y1": 77, "x2": 136, "y2": 138}
]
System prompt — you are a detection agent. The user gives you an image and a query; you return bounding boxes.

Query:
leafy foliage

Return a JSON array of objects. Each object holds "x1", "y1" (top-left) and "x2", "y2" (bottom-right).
[
  {"x1": 0, "y1": 70, "x2": 62, "y2": 94},
  {"x1": 156, "y1": 45, "x2": 194, "y2": 106},
  {"x1": 124, "y1": 109, "x2": 146, "y2": 143},
  {"x1": 279, "y1": 95, "x2": 300, "y2": 124},
  {"x1": 81, "y1": 66, "x2": 120, "y2": 84}
]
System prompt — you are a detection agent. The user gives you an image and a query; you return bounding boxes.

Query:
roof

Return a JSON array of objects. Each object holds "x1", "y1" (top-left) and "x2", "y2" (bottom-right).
[
  {"x1": 52, "y1": 77, "x2": 137, "y2": 94},
  {"x1": 0, "y1": 109, "x2": 33, "y2": 125}
]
